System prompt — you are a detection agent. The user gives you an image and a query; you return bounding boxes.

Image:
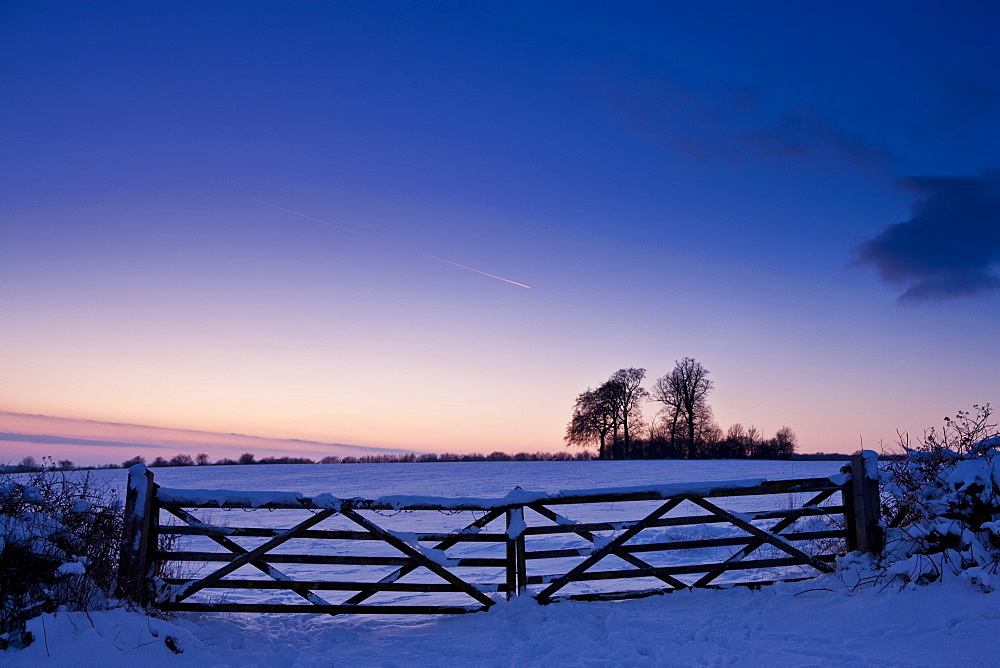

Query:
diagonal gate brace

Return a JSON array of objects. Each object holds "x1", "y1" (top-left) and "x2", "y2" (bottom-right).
[
  {"x1": 164, "y1": 506, "x2": 335, "y2": 608},
  {"x1": 528, "y1": 503, "x2": 688, "y2": 591},
  {"x1": 687, "y1": 496, "x2": 833, "y2": 575},
  {"x1": 535, "y1": 496, "x2": 685, "y2": 603},
  {"x1": 339, "y1": 508, "x2": 495, "y2": 609},
  {"x1": 693, "y1": 490, "x2": 835, "y2": 587},
  {"x1": 338, "y1": 508, "x2": 505, "y2": 609},
  {"x1": 169, "y1": 508, "x2": 338, "y2": 603}
]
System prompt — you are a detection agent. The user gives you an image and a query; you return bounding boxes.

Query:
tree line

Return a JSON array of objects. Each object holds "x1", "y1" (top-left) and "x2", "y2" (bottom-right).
[
  {"x1": 566, "y1": 358, "x2": 799, "y2": 460},
  {"x1": 124, "y1": 451, "x2": 595, "y2": 467},
  {"x1": 4, "y1": 451, "x2": 596, "y2": 472}
]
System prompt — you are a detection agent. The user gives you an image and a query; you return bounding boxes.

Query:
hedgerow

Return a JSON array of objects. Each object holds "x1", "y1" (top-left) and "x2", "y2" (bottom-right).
[
  {"x1": 0, "y1": 463, "x2": 123, "y2": 648},
  {"x1": 840, "y1": 404, "x2": 1000, "y2": 591}
]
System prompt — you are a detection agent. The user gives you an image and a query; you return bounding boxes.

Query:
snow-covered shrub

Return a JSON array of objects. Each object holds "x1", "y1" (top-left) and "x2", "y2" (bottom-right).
[
  {"x1": 0, "y1": 465, "x2": 123, "y2": 645},
  {"x1": 873, "y1": 404, "x2": 999, "y2": 589}
]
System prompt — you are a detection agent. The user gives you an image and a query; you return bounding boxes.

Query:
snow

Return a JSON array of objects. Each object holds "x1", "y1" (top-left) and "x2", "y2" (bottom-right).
[
  {"x1": 155, "y1": 479, "x2": 777, "y2": 511},
  {"x1": 128, "y1": 464, "x2": 148, "y2": 518},
  {"x1": 386, "y1": 530, "x2": 457, "y2": 566},
  {"x1": 156, "y1": 488, "x2": 306, "y2": 508},
  {"x1": 82, "y1": 459, "x2": 844, "y2": 501},
  {"x1": 588, "y1": 532, "x2": 613, "y2": 552},
  {"x1": 505, "y1": 511, "x2": 527, "y2": 539},
  {"x1": 56, "y1": 561, "x2": 86, "y2": 576},
  {"x1": 6, "y1": 577, "x2": 998, "y2": 666},
  {"x1": 942, "y1": 458, "x2": 995, "y2": 491},
  {"x1": 826, "y1": 472, "x2": 850, "y2": 486},
  {"x1": 7, "y1": 458, "x2": 999, "y2": 665},
  {"x1": 861, "y1": 449, "x2": 879, "y2": 478}
]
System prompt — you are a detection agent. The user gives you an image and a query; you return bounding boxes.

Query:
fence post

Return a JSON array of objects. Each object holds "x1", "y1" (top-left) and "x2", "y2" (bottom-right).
[
  {"x1": 516, "y1": 512, "x2": 527, "y2": 597},
  {"x1": 506, "y1": 505, "x2": 526, "y2": 598},
  {"x1": 118, "y1": 464, "x2": 157, "y2": 604},
  {"x1": 848, "y1": 450, "x2": 884, "y2": 555},
  {"x1": 842, "y1": 464, "x2": 858, "y2": 552}
]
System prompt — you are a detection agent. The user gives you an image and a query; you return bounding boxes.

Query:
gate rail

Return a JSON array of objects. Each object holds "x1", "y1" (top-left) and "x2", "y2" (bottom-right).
[{"x1": 118, "y1": 452, "x2": 882, "y2": 614}]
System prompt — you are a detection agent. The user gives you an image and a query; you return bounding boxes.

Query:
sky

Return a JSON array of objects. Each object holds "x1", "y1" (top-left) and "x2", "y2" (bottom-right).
[{"x1": 1, "y1": 1, "x2": 997, "y2": 465}]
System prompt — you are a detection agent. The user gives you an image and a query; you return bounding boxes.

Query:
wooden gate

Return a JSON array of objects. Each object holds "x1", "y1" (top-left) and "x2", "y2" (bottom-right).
[{"x1": 118, "y1": 453, "x2": 883, "y2": 614}]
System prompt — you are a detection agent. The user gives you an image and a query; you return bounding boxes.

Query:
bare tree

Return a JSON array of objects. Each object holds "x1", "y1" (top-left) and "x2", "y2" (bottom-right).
[
  {"x1": 743, "y1": 425, "x2": 765, "y2": 458},
  {"x1": 755, "y1": 426, "x2": 797, "y2": 459},
  {"x1": 652, "y1": 357, "x2": 714, "y2": 459},
  {"x1": 565, "y1": 385, "x2": 617, "y2": 459},
  {"x1": 566, "y1": 368, "x2": 649, "y2": 459},
  {"x1": 195, "y1": 453, "x2": 210, "y2": 466},
  {"x1": 169, "y1": 453, "x2": 195, "y2": 466},
  {"x1": 698, "y1": 420, "x2": 723, "y2": 457},
  {"x1": 605, "y1": 368, "x2": 648, "y2": 459},
  {"x1": 716, "y1": 423, "x2": 751, "y2": 458}
]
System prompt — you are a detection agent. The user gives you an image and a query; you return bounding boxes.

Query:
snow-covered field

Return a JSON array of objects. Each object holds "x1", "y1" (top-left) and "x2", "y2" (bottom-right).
[
  {"x1": 87, "y1": 458, "x2": 847, "y2": 498},
  {"x1": 7, "y1": 460, "x2": 1000, "y2": 666}
]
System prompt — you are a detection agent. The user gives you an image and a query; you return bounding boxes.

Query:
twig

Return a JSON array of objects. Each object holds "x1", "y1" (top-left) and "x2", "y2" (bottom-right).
[{"x1": 42, "y1": 614, "x2": 50, "y2": 657}]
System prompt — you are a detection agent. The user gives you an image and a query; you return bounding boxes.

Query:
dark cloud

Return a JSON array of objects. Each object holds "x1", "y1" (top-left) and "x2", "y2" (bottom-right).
[{"x1": 855, "y1": 170, "x2": 1000, "y2": 302}]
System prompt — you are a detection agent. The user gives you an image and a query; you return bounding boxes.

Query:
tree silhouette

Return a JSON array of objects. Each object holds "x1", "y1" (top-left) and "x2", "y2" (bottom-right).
[
  {"x1": 565, "y1": 385, "x2": 617, "y2": 459},
  {"x1": 122, "y1": 455, "x2": 145, "y2": 468},
  {"x1": 606, "y1": 368, "x2": 648, "y2": 459},
  {"x1": 652, "y1": 358, "x2": 713, "y2": 459},
  {"x1": 566, "y1": 368, "x2": 648, "y2": 459}
]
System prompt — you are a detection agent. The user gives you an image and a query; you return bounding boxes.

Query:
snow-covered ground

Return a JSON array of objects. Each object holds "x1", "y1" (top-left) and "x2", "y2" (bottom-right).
[
  {"x1": 10, "y1": 576, "x2": 999, "y2": 666},
  {"x1": 80, "y1": 458, "x2": 849, "y2": 499},
  {"x1": 6, "y1": 460, "x2": 999, "y2": 666}
]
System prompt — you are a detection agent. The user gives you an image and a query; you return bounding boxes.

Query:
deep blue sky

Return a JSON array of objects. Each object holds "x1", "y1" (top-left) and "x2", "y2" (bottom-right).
[{"x1": 1, "y1": 1, "x2": 997, "y2": 461}]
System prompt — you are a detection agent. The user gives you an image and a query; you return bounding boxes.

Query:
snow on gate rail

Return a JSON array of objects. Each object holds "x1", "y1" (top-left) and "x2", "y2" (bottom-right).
[{"x1": 117, "y1": 452, "x2": 883, "y2": 615}]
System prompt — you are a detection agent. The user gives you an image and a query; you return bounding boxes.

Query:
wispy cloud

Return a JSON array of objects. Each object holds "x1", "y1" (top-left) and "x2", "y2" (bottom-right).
[
  {"x1": 0, "y1": 432, "x2": 168, "y2": 449},
  {"x1": 855, "y1": 170, "x2": 1000, "y2": 302},
  {"x1": 596, "y1": 73, "x2": 892, "y2": 169},
  {"x1": 0, "y1": 411, "x2": 418, "y2": 461},
  {"x1": 737, "y1": 108, "x2": 893, "y2": 168}
]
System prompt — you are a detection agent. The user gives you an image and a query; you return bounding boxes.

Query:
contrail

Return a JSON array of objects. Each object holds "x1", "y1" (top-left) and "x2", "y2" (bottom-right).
[{"x1": 246, "y1": 196, "x2": 531, "y2": 289}]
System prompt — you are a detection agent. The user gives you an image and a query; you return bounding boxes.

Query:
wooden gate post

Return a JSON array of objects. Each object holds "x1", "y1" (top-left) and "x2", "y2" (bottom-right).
[
  {"x1": 848, "y1": 451, "x2": 884, "y2": 555},
  {"x1": 505, "y1": 505, "x2": 527, "y2": 598},
  {"x1": 118, "y1": 464, "x2": 157, "y2": 604}
]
